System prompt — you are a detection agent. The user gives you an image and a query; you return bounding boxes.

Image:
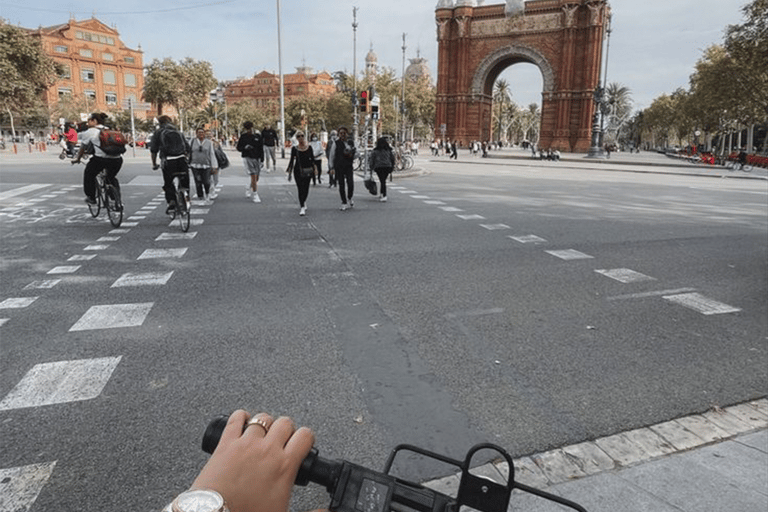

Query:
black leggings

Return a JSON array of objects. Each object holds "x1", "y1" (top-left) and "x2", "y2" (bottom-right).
[
  {"x1": 375, "y1": 167, "x2": 392, "y2": 196},
  {"x1": 293, "y1": 170, "x2": 311, "y2": 207},
  {"x1": 84, "y1": 156, "x2": 122, "y2": 199},
  {"x1": 337, "y1": 167, "x2": 354, "y2": 204}
]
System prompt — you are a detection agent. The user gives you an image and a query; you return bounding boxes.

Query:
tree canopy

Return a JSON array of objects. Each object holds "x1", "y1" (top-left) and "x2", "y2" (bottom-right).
[{"x1": 144, "y1": 57, "x2": 218, "y2": 120}]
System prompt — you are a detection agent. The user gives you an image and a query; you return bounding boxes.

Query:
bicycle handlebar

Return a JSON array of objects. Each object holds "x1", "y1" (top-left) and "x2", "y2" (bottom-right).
[{"x1": 202, "y1": 415, "x2": 588, "y2": 512}]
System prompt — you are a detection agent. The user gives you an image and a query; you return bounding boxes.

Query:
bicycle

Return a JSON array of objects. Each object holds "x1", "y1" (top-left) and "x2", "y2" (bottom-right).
[
  {"x1": 203, "y1": 414, "x2": 588, "y2": 512},
  {"x1": 168, "y1": 171, "x2": 191, "y2": 232},
  {"x1": 394, "y1": 148, "x2": 414, "y2": 171},
  {"x1": 74, "y1": 163, "x2": 123, "y2": 227}
]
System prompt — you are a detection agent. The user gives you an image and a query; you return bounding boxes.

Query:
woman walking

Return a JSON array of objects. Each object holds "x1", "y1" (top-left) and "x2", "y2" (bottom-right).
[
  {"x1": 189, "y1": 128, "x2": 218, "y2": 202},
  {"x1": 368, "y1": 137, "x2": 395, "y2": 202},
  {"x1": 330, "y1": 126, "x2": 356, "y2": 211},
  {"x1": 309, "y1": 132, "x2": 324, "y2": 185},
  {"x1": 285, "y1": 132, "x2": 316, "y2": 216}
]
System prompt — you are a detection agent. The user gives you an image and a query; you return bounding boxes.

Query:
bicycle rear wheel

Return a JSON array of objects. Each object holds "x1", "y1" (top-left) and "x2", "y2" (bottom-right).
[
  {"x1": 88, "y1": 177, "x2": 103, "y2": 217},
  {"x1": 105, "y1": 185, "x2": 123, "y2": 227},
  {"x1": 177, "y1": 188, "x2": 191, "y2": 232},
  {"x1": 404, "y1": 155, "x2": 414, "y2": 170}
]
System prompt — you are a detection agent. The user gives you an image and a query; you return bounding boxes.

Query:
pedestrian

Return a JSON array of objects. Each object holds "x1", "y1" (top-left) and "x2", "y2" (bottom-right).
[
  {"x1": 368, "y1": 137, "x2": 395, "y2": 202},
  {"x1": 206, "y1": 130, "x2": 223, "y2": 199},
  {"x1": 60, "y1": 122, "x2": 78, "y2": 158},
  {"x1": 236, "y1": 121, "x2": 264, "y2": 203},
  {"x1": 262, "y1": 124, "x2": 278, "y2": 171},
  {"x1": 285, "y1": 131, "x2": 316, "y2": 216},
  {"x1": 150, "y1": 115, "x2": 191, "y2": 214},
  {"x1": 309, "y1": 132, "x2": 323, "y2": 185},
  {"x1": 331, "y1": 126, "x2": 356, "y2": 210},
  {"x1": 73, "y1": 112, "x2": 123, "y2": 208},
  {"x1": 325, "y1": 130, "x2": 338, "y2": 188},
  {"x1": 189, "y1": 128, "x2": 218, "y2": 203},
  {"x1": 450, "y1": 140, "x2": 458, "y2": 160}
]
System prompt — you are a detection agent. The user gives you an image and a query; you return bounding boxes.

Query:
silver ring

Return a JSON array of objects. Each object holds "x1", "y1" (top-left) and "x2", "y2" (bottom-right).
[{"x1": 246, "y1": 417, "x2": 270, "y2": 433}]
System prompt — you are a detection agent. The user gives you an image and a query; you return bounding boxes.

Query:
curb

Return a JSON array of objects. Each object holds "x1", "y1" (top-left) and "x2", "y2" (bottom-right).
[{"x1": 421, "y1": 398, "x2": 768, "y2": 493}]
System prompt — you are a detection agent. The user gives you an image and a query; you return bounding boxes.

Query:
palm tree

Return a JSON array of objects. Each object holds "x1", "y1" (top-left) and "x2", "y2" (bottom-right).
[
  {"x1": 493, "y1": 79, "x2": 512, "y2": 142},
  {"x1": 604, "y1": 82, "x2": 633, "y2": 145}
]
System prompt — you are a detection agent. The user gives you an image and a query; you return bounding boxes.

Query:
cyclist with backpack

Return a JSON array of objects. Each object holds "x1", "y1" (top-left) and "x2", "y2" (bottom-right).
[
  {"x1": 73, "y1": 112, "x2": 124, "y2": 208},
  {"x1": 151, "y1": 116, "x2": 191, "y2": 214}
]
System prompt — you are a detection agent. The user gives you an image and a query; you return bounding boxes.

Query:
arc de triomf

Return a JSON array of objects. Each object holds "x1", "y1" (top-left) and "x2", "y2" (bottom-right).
[{"x1": 435, "y1": 0, "x2": 611, "y2": 152}]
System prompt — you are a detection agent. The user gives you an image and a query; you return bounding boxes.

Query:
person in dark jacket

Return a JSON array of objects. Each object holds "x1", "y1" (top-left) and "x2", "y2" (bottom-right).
[
  {"x1": 331, "y1": 126, "x2": 356, "y2": 211},
  {"x1": 150, "y1": 115, "x2": 190, "y2": 214},
  {"x1": 368, "y1": 137, "x2": 396, "y2": 202},
  {"x1": 236, "y1": 121, "x2": 264, "y2": 202}
]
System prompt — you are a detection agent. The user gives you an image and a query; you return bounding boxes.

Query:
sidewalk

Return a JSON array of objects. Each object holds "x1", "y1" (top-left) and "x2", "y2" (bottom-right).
[{"x1": 422, "y1": 399, "x2": 768, "y2": 511}]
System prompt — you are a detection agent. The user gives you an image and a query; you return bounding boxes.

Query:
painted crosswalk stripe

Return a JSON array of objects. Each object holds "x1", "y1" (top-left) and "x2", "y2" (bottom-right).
[
  {"x1": 69, "y1": 303, "x2": 153, "y2": 331},
  {"x1": 47, "y1": 265, "x2": 80, "y2": 274},
  {"x1": 0, "y1": 297, "x2": 38, "y2": 309},
  {"x1": 138, "y1": 248, "x2": 187, "y2": 259},
  {"x1": 84, "y1": 244, "x2": 109, "y2": 251},
  {"x1": 440, "y1": 206, "x2": 464, "y2": 212},
  {"x1": 398, "y1": 189, "x2": 418, "y2": 194},
  {"x1": 0, "y1": 462, "x2": 58, "y2": 512},
  {"x1": 191, "y1": 208, "x2": 209, "y2": 215},
  {"x1": 663, "y1": 292, "x2": 741, "y2": 315},
  {"x1": 121, "y1": 222, "x2": 139, "y2": 227},
  {"x1": 509, "y1": 235, "x2": 548, "y2": 244},
  {"x1": 67, "y1": 255, "x2": 96, "y2": 261},
  {"x1": 127, "y1": 216, "x2": 146, "y2": 221},
  {"x1": 456, "y1": 214, "x2": 485, "y2": 220},
  {"x1": 0, "y1": 319, "x2": 8, "y2": 327},
  {"x1": 545, "y1": 249, "x2": 594, "y2": 260},
  {"x1": 97, "y1": 236, "x2": 120, "y2": 242},
  {"x1": 168, "y1": 218, "x2": 204, "y2": 227},
  {"x1": 595, "y1": 269, "x2": 656, "y2": 283},
  {"x1": 480, "y1": 223, "x2": 511, "y2": 231},
  {"x1": 0, "y1": 184, "x2": 49, "y2": 201},
  {"x1": 410, "y1": 195, "x2": 430, "y2": 199},
  {"x1": 24, "y1": 279, "x2": 61, "y2": 290},
  {"x1": 155, "y1": 232, "x2": 197, "y2": 241},
  {"x1": 0, "y1": 357, "x2": 122, "y2": 410},
  {"x1": 109, "y1": 229, "x2": 130, "y2": 234},
  {"x1": 112, "y1": 272, "x2": 174, "y2": 287}
]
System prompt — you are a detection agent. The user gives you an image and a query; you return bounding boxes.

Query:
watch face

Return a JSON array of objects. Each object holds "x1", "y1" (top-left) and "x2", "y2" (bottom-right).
[{"x1": 175, "y1": 489, "x2": 224, "y2": 512}]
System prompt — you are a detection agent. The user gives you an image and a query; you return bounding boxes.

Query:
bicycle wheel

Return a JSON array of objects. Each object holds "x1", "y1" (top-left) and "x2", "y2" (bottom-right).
[
  {"x1": 88, "y1": 182, "x2": 102, "y2": 218},
  {"x1": 105, "y1": 185, "x2": 123, "y2": 227},
  {"x1": 177, "y1": 188, "x2": 191, "y2": 232},
  {"x1": 404, "y1": 155, "x2": 414, "y2": 170}
]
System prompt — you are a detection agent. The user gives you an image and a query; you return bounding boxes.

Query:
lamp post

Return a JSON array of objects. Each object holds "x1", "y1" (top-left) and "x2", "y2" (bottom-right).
[
  {"x1": 277, "y1": 0, "x2": 286, "y2": 158},
  {"x1": 401, "y1": 33, "x2": 407, "y2": 146},
  {"x1": 587, "y1": 8, "x2": 612, "y2": 158},
  {"x1": 352, "y1": 7, "x2": 359, "y2": 142}
]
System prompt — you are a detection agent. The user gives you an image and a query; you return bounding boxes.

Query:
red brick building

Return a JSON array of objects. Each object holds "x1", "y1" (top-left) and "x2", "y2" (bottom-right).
[{"x1": 225, "y1": 68, "x2": 336, "y2": 115}]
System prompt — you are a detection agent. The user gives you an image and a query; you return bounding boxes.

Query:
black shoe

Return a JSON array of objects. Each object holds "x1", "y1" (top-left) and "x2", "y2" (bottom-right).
[
  {"x1": 85, "y1": 196, "x2": 96, "y2": 205},
  {"x1": 165, "y1": 203, "x2": 176, "y2": 215}
]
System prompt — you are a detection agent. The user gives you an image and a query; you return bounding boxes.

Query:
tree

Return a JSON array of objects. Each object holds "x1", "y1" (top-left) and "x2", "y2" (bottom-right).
[
  {"x1": 493, "y1": 79, "x2": 512, "y2": 142},
  {"x1": 0, "y1": 21, "x2": 59, "y2": 138},
  {"x1": 603, "y1": 82, "x2": 633, "y2": 145}
]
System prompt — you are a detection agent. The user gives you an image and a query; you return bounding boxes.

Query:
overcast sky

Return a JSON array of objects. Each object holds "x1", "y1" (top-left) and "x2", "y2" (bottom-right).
[{"x1": 2, "y1": 0, "x2": 746, "y2": 111}]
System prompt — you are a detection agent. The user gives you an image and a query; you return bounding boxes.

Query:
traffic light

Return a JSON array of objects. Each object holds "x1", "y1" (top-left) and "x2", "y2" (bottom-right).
[
  {"x1": 360, "y1": 90, "x2": 368, "y2": 111},
  {"x1": 371, "y1": 104, "x2": 379, "y2": 120}
]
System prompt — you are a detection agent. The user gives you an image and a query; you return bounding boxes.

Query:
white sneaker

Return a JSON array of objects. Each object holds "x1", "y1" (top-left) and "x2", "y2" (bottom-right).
[
  {"x1": 380, "y1": 196, "x2": 387, "y2": 202},
  {"x1": 349, "y1": 199, "x2": 354, "y2": 208},
  {"x1": 340, "y1": 203, "x2": 348, "y2": 211},
  {"x1": 209, "y1": 190, "x2": 218, "y2": 199},
  {"x1": 252, "y1": 192, "x2": 261, "y2": 203},
  {"x1": 299, "y1": 206, "x2": 306, "y2": 216},
  {"x1": 246, "y1": 188, "x2": 252, "y2": 198}
]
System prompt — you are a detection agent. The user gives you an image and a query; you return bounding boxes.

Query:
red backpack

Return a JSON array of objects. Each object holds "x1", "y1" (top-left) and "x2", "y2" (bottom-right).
[{"x1": 98, "y1": 129, "x2": 128, "y2": 156}]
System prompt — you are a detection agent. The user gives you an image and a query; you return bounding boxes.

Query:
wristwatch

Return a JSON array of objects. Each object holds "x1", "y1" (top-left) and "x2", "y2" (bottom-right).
[{"x1": 169, "y1": 489, "x2": 229, "y2": 512}]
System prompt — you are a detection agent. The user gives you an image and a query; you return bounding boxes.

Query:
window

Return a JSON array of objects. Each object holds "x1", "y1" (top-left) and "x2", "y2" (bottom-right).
[
  {"x1": 124, "y1": 56, "x2": 135, "y2": 64},
  {"x1": 103, "y1": 70, "x2": 116, "y2": 85},
  {"x1": 81, "y1": 68, "x2": 95, "y2": 82},
  {"x1": 124, "y1": 73, "x2": 137, "y2": 87},
  {"x1": 54, "y1": 45, "x2": 68, "y2": 53},
  {"x1": 79, "y1": 49, "x2": 93, "y2": 58},
  {"x1": 58, "y1": 65, "x2": 71, "y2": 79},
  {"x1": 84, "y1": 90, "x2": 97, "y2": 101},
  {"x1": 102, "y1": 53, "x2": 113, "y2": 61},
  {"x1": 58, "y1": 87, "x2": 72, "y2": 97},
  {"x1": 105, "y1": 92, "x2": 117, "y2": 105}
]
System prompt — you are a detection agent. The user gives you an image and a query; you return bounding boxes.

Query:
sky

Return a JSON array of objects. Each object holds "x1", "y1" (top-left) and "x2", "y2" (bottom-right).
[{"x1": 1, "y1": 0, "x2": 747, "y2": 112}]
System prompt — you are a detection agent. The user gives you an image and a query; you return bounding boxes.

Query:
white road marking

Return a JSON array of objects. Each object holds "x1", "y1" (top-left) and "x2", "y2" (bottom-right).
[
  {"x1": 138, "y1": 248, "x2": 187, "y2": 259},
  {"x1": 398, "y1": 189, "x2": 418, "y2": 194},
  {"x1": 410, "y1": 195, "x2": 430, "y2": 199},
  {"x1": 480, "y1": 223, "x2": 511, "y2": 231},
  {"x1": 191, "y1": 208, "x2": 209, "y2": 215},
  {"x1": 0, "y1": 357, "x2": 122, "y2": 410},
  {"x1": 456, "y1": 214, "x2": 485, "y2": 220},
  {"x1": 84, "y1": 244, "x2": 109, "y2": 251},
  {"x1": 24, "y1": 279, "x2": 61, "y2": 290},
  {"x1": 109, "y1": 229, "x2": 130, "y2": 234},
  {"x1": 168, "y1": 218, "x2": 204, "y2": 227},
  {"x1": 509, "y1": 235, "x2": 548, "y2": 244},
  {"x1": 663, "y1": 292, "x2": 741, "y2": 315},
  {"x1": 0, "y1": 319, "x2": 7, "y2": 327},
  {"x1": 121, "y1": 222, "x2": 139, "y2": 227},
  {"x1": 111, "y1": 272, "x2": 173, "y2": 287},
  {"x1": 47, "y1": 266, "x2": 81, "y2": 274},
  {"x1": 127, "y1": 216, "x2": 146, "y2": 221},
  {"x1": 607, "y1": 288, "x2": 697, "y2": 301},
  {"x1": 155, "y1": 232, "x2": 197, "y2": 241},
  {"x1": 0, "y1": 297, "x2": 38, "y2": 309},
  {"x1": 0, "y1": 462, "x2": 57, "y2": 512},
  {"x1": 67, "y1": 255, "x2": 96, "y2": 261},
  {"x1": 440, "y1": 206, "x2": 464, "y2": 212},
  {"x1": 424, "y1": 200, "x2": 447, "y2": 205},
  {"x1": 97, "y1": 236, "x2": 120, "y2": 242},
  {"x1": 545, "y1": 249, "x2": 594, "y2": 260},
  {"x1": 0, "y1": 185, "x2": 49, "y2": 201},
  {"x1": 69, "y1": 303, "x2": 153, "y2": 331},
  {"x1": 595, "y1": 269, "x2": 656, "y2": 283}
]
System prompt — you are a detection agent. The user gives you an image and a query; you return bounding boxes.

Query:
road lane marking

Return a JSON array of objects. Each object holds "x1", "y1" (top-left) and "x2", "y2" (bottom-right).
[
  {"x1": 47, "y1": 265, "x2": 81, "y2": 274},
  {"x1": 410, "y1": 195, "x2": 430, "y2": 199},
  {"x1": 0, "y1": 297, "x2": 38, "y2": 309},
  {"x1": 0, "y1": 357, "x2": 122, "y2": 410},
  {"x1": 111, "y1": 272, "x2": 174, "y2": 287},
  {"x1": 440, "y1": 206, "x2": 464, "y2": 212},
  {"x1": 155, "y1": 232, "x2": 197, "y2": 241},
  {"x1": 509, "y1": 235, "x2": 548, "y2": 244},
  {"x1": 480, "y1": 223, "x2": 511, "y2": 230},
  {"x1": 0, "y1": 462, "x2": 57, "y2": 512},
  {"x1": 663, "y1": 292, "x2": 741, "y2": 315},
  {"x1": 67, "y1": 255, "x2": 96, "y2": 261},
  {"x1": 0, "y1": 185, "x2": 49, "y2": 201},
  {"x1": 84, "y1": 244, "x2": 109, "y2": 251},
  {"x1": 97, "y1": 236, "x2": 120, "y2": 242},
  {"x1": 545, "y1": 249, "x2": 594, "y2": 260},
  {"x1": 607, "y1": 288, "x2": 697, "y2": 301},
  {"x1": 167, "y1": 219, "x2": 204, "y2": 227},
  {"x1": 424, "y1": 200, "x2": 447, "y2": 205},
  {"x1": 138, "y1": 248, "x2": 187, "y2": 259},
  {"x1": 23, "y1": 279, "x2": 61, "y2": 290},
  {"x1": 0, "y1": 319, "x2": 8, "y2": 327},
  {"x1": 69, "y1": 303, "x2": 154, "y2": 331},
  {"x1": 595, "y1": 269, "x2": 656, "y2": 283}
]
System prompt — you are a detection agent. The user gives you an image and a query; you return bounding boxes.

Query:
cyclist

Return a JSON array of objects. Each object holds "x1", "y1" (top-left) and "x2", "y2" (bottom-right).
[
  {"x1": 163, "y1": 410, "x2": 313, "y2": 512},
  {"x1": 150, "y1": 116, "x2": 191, "y2": 214},
  {"x1": 73, "y1": 113, "x2": 122, "y2": 207}
]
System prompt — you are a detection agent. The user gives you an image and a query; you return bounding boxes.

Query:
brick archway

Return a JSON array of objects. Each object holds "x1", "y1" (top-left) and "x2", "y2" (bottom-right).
[{"x1": 435, "y1": 0, "x2": 610, "y2": 152}]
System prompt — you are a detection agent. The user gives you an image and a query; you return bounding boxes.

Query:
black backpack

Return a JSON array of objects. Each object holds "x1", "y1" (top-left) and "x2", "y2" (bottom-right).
[{"x1": 160, "y1": 128, "x2": 188, "y2": 157}]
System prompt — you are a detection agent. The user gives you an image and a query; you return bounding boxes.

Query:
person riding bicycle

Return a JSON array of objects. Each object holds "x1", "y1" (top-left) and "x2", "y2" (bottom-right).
[
  {"x1": 737, "y1": 148, "x2": 748, "y2": 170},
  {"x1": 163, "y1": 410, "x2": 313, "y2": 512},
  {"x1": 73, "y1": 113, "x2": 122, "y2": 208},
  {"x1": 150, "y1": 116, "x2": 191, "y2": 214}
]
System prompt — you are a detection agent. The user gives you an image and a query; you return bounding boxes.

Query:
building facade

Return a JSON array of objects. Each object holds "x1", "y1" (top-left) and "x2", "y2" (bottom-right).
[
  {"x1": 27, "y1": 17, "x2": 144, "y2": 120},
  {"x1": 225, "y1": 68, "x2": 336, "y2": 116}
]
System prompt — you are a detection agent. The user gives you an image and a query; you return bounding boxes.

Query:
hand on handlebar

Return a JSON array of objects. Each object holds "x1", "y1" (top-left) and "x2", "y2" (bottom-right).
[
  {"x1": 191, "y1": 410, "x2": 314, "y2": 512},
  {"x1": 152, "y1": 164, "x2": 160, "y2": 170}
]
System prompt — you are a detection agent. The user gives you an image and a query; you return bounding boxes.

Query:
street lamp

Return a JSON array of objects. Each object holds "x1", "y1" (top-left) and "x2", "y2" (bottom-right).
[
  {"x1": 401, "y1": 33, "x2": 406, "y2": 146},
  {"x1": 277, "y1": 0, "x2": 286, "y2": 158}
]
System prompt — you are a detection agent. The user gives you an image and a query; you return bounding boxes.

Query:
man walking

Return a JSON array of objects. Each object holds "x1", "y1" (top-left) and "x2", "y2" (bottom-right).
[
  {"x1": 262, "y1": 124, "x2": 278, "y2": 171},
  {"x1": 236, "y1": 121, "x2": 264, "y2": 202}
]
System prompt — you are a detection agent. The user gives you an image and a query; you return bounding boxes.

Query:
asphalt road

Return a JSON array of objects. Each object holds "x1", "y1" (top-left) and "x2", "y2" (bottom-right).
[{"x1": 1, "y1": 149, "x2": 766, "y2": 511}]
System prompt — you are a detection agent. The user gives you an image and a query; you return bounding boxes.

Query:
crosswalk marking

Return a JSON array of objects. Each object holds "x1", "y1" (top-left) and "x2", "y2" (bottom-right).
[
  {"x1": 0, "y1": 319, "x2": 8, "y2": 327},
  {"x1": 155, "y1": 232, "x2": 197, "y2": 241},
  {"x1": 120, "y1": 222, "x2": 139, "y2": 227},
  {"x1": 111, "y1": 272, "x2": 174, "y2": 287},
  {"x1": 69, "y1": 303, "x2": 154, "y2": 331},
  {"x1": 0, "y1": 357, "x2": 122, "y2": 410},
  {"x1": 545, "y1": 249, "x2": 594, "y2": 260},
  {"x1": 0, "y1": 184, "x2": 49, "y2": 201},
  {"x1": 84, "y1": 244, "x2": 109, "y2": 251},
  {"x1": 138, "y1": 248, "x2": 187, "y2": 259},
  {"x1": 456, "y1": 214, "x2": 485, "y2": 220},
  {"x1": 410, "y1": 195, "x2": 430, "y2": 199},
  {"x1": 97, "y1": 236, "x2": 120, "y2": 242},
  {"x1": 47, "y1": 265, "x2": 81, "y2": 274},
  {"x1": 0, "y1": 462, "x2": 57, "y2": 512},
  {"x1": 440, "y1": 206, "x2": 464, "y2": 212},
  {"x1": 24, "y1": 279, "x2": 61, "y2": 290},
  {"x1": 663, "y1": 292, "x2": 741, "y2": 315},
  {"x1": 509, "y1": 235, "x2": 548, "y2": 244},
  {"x1": 0, "y1": 297, "x2": 38, "y2": 309},
  {"x1": 480, "y1": 223, "x2": 511, "y2": 231},
  {"x1": 168, "y1": 219, "x2": 204, "y2": 227},
  {"x1": 424, "y1": 200, "x2": 447, "y2": 205},
  {"x1": 595, "y1": 269, "x2": 656, "y2": 283},
  {"x1": 67, "y1": 255, "x2": 96, "y2": 261}
]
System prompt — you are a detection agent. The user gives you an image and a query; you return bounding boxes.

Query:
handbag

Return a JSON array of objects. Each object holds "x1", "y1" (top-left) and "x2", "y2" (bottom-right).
[{"x1": 300, "y1": 166, "x2": 315, "y2": 178}]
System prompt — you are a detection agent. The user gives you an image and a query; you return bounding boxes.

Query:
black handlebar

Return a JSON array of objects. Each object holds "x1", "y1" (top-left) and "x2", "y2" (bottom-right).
[{"x1": 202, "y1": 415, "x2": 587, "y2": 512}]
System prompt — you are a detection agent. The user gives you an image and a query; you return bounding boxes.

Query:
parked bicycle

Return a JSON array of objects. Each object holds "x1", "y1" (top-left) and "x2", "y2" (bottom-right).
[
  {"x1": 394, "y1": 148, "x2": 414, "y2": 171},
  {"x1": 73, "y1": 164, "x2": 122, "y2": 227},
  {"x1": 202, "y1": 414, "x2": 588, "y2": 512}
]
